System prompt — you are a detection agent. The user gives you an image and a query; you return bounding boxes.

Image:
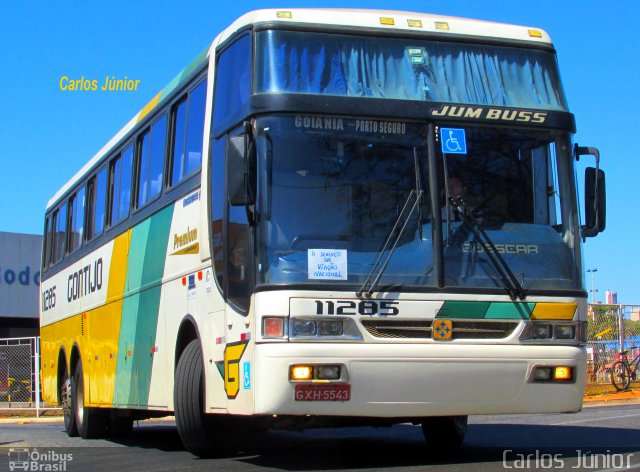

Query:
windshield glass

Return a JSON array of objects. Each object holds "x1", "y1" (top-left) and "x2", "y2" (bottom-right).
[
  {"x1": 256, "y1": 115, "x2": 433, "y2": 289},
  {"x1": 255, "y1": 30, "x2": 567, "y2": 111},
  {"x1": 255, "y1": 115, "x2": 581, "y2": 292},
  {"x1": 439, "y1": 125, "x2": 581, "y2": 291}
]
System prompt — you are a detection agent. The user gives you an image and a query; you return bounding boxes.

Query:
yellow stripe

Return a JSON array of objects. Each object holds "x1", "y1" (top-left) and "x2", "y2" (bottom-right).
[
  {"x1": 136, "y1": 92, "x2": 161, "y2": 124},
  {"x1": 531, "y1": 302, "x2": 577, "y2": 320},
  {"x1": 88, "y1": 230, "x2": 131, "y2": 405}
]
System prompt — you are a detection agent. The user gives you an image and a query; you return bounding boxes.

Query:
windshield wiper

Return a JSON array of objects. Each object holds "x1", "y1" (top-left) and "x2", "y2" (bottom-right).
[
  {"x1": 357, "y1": 149, "x2": 424, "y2": 298},
  {"x1": 356, "y1": 189, "x2": 422, "y2": 297},
  {"x1": 449, "y1": 196, "x2": 526, "y2": 301}
]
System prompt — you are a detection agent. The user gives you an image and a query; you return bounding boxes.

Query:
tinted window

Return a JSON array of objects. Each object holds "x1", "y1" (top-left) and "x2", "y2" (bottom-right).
[
  {"x1": 185, "y1": 83, "x2": 207, "y2": 176},
  {"x1": 91, "y1": 168, "x2": 107, "y2": 238},
  {"x1": 137, "y1": 115, "x2": 167, "y2": 208},
  {"x1": 171, "y1": 80, "x2": 207, "y2": 185},
  {"x1": 43, "y1": 216, "x2": 52, "y2": 268},
  {"x1": 68, "y1": 187, "x2": 85, "y2": 253},
  {"x1": 109, "y1": 145, "x2": 133, "y2": 226},
  {"x1": 53, "y1": 205, "x2": 67, "y2": 264},
  {"x1": 211, "y1": 137, "x2": 225, "y2": 291},
  {"x1": 213, "y1": 34, "x2": 251, "y2": 128}
]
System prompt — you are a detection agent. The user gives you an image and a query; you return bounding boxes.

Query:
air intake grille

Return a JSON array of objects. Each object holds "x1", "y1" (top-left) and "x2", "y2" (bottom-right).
[{"x1": 360, "y1": 319, "x2": 518, "y2": 340}]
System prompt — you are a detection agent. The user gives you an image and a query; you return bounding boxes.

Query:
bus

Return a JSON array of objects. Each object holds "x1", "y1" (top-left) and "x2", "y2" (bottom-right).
[{"x1": 40, "y1": 8, "x2": 606, "y2": 456}]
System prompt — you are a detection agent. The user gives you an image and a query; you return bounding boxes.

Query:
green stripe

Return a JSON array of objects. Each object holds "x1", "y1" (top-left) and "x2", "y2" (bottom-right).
[
  {"x1": 436, "y1": 301, "x2": 537, "y2": 320},
  {"x1": 114, "y1": 206, "x2": 174, "y2": 406},
  {"x1": 437, "y1": 301, "x2": 490, "y2": 319},
  {"x1": 485, "y1": 302, "x2": 535, "y2": 319}
]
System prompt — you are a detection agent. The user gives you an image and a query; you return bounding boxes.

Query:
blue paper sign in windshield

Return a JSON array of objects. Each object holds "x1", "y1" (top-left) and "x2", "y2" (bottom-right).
[{"x1": 441, "y1": 128, "x2": 467, "y2": 154}]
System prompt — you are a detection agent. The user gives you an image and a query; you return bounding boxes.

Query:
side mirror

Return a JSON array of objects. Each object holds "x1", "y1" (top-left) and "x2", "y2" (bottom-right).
[
  {"x1": 227, "y1": 133, "x2": 256, "y2": 206},
  {"x1": 583, "y1": 167, "x2": 606, "y2": 237}
]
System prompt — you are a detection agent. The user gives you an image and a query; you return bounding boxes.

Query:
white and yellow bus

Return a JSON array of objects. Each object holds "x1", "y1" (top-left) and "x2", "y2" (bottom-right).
[{"x1": 40, "y1": 9, "x2": 606, "y2": 456}]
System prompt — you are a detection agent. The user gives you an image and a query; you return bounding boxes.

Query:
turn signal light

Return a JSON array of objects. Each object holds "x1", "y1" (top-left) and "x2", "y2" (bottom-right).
[
  {"x1": 554, "y1": 366, "x2": 572, "y2": 381},
  {"x1": 263, "y1": 317, "x2": 285, "y2": 338}
]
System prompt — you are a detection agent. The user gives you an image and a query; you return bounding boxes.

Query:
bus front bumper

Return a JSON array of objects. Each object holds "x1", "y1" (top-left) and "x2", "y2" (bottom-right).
[{"x1": 253, "y1": 343, "x2": 586, "y2": 417}]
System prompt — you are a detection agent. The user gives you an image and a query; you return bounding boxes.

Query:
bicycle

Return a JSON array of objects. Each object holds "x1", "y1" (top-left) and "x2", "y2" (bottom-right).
[{"x1": 610, "y1": 346, "x2": 640, "y2": 391}]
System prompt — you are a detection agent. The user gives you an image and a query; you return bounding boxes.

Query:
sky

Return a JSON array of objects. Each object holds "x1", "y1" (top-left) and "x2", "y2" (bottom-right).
[{"x1": 0, "y1": 1, "x2": 637, "y2": 303}]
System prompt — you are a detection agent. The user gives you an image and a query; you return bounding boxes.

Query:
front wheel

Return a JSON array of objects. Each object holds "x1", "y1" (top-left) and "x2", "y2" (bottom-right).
[
  {"x1": 421, "y1": 415, "x2": 468, "y2": 448},
  {"x1": 175, "y1": 339, "x2": 217, "y2": 457},
  {"x1": 611, "y1": 361, "x2": 631, "y2": 391}
]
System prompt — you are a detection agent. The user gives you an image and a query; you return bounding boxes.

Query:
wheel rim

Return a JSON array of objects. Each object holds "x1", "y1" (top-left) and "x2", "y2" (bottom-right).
[
  {"x1": 75, "y1": 371, "x2": 84, "y2": 426},
  {"x1": 62, "y1": 377, "x2": 72, "y2": 418}
]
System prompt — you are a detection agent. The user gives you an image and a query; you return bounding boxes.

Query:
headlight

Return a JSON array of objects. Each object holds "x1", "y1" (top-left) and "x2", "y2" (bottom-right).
[
  {"x1": 292, "y1": 320, "x2": 317, "y2": 337},
  {"x1": 532, "y1": 323, "x2": 552, "y2": 339},
  {"x1": 555, "y1": 324, "x2": 576, "y2": 340},
  {"x1": 319, "y1": 320, "x2": 343, "y2": 336},
  {"x1": 521, "y1": 321, "x2": 580, "y2": 342}
]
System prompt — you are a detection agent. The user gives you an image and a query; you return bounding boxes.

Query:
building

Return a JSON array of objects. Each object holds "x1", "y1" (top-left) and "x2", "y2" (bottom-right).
[
  {"x1": 606, "y1": 290, "x2": 618, "y2": 305},
  {"x1": 0, "y1": 231, "x2": 42, "y2": 337}
]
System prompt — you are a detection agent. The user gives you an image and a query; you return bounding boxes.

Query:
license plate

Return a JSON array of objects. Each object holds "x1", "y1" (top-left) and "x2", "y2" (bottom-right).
[{"x1": 294, "y1": 383, "x2": 351, "y2": 401}]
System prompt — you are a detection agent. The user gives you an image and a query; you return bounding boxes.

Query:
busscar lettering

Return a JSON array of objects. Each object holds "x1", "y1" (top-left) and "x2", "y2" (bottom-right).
[
  {"x1": 67, "y1": 258, "x2": 103, "y2": 302},
  {"x1": 431, "y1": 105, "x2": 547, "y2": 124},
  {"x1": 463, "y1": 243, "x2": 539, "y2": 255}
]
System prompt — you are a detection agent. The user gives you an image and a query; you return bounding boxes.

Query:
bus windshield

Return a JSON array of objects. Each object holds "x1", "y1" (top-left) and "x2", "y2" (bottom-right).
[
  {"x1": 255, "y1": 30, "x2": 568, "y2": 111},
  {"x1": 255, "y1": 115, "x2": 581, "y2": 293}
]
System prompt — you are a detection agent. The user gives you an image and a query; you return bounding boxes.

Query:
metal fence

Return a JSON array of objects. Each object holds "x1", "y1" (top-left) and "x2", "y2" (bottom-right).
[
  {"x1": 0, "y1": 336, "x2": 44, "y2": 416},
  {"x1": 586, "y1": 304, "x2": 640, "y2": 385}
]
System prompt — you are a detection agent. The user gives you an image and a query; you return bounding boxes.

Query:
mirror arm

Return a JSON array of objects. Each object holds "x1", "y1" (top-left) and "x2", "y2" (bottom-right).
[{"x1": 574, "y1": 144, "x2": 600, "y2": 168}]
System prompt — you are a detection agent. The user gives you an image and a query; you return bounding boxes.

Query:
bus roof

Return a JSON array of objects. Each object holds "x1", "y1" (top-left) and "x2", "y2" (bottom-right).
[{"x1": 47, "y1": 8, "x2": 552, "y2": 210}]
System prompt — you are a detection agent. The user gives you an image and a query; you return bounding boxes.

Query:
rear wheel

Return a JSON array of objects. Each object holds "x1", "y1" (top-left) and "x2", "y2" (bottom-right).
[
  {"x1": 60, "y1": 366, "x2": 78, "y2": 437},
  {"x1": 421, "y1": 415, "x2": 468, "y2": 448},
  {"x1": 611, "y1": 361, "x2": 631, "y2": 391},
  {"x1": 73, "y1": 359, "x2": 108, "y2": 439},
  {"x1": 175, "y1": 339, "x2": 218, "y2": 457}
]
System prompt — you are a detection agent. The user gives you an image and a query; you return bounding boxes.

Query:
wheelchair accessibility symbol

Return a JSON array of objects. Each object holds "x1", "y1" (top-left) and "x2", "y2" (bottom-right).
[{"x1": 441, "y1": 128, "x2": 467, "y2": 154}]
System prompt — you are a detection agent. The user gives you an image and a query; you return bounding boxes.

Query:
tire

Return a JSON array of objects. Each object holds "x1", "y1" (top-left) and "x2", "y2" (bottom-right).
[
  {"x1": 60, "y1": 367, "x2": 78, "y2": 437},
  {"x1": 73, "y1": 359, "x2": 108, "y2": 439},
  {"x1": 421, "y1": 415, "x2": 468, "y2": 448},
  {"x1": 174, "y1": 339, "x2": 218, "y2": 457},
  {"x1": 611, "y1": 361, "x2": 631, "y2": 391}
]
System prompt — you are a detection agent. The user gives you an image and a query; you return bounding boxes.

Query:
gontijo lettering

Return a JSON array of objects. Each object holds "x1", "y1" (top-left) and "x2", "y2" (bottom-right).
[{"x1": 67, "y1": 258, "x2": 103, "y2": 302}]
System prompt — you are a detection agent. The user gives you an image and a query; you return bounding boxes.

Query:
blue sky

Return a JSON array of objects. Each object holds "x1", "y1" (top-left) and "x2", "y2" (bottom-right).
[{"x1": 0, "y1": 1, "x2": 637, "y2": 303}]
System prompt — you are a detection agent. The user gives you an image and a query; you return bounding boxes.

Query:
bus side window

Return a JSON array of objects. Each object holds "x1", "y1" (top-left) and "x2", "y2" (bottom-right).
[
  {"x1": 87, "y1": 167, "x2": 107, "y2": 239},
  {"x1": 171, "y1": 81, "x2": 207, "y2": 186},
  {"x1": 42, "y1": 216, "x2": 52, "y2": 269},
  {"x1": 68, "y1": 187, "x2": 85, "y2": 253},
  {"x1": 137, "y1": 115, "x2": 167, "y2": 208},
  {"x1": 52, "y1": 204, "x2": 67, "y2": 264},
  {"x1": 109, "y1": 145, "x2": 133, "y2": 227}
]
